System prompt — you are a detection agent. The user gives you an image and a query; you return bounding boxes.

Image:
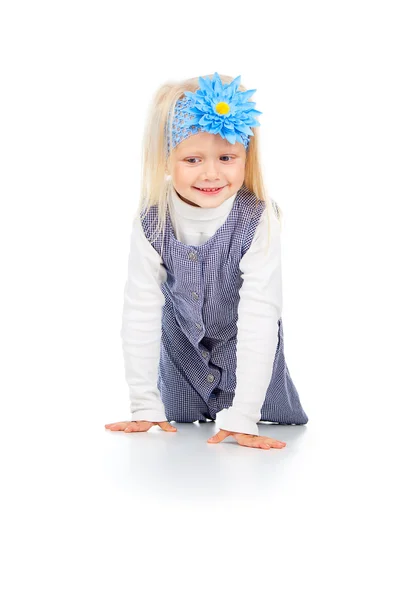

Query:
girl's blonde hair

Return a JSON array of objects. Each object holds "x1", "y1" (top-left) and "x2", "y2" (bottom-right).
[{"x1": 136, "y1": 73, "x2": 281, "y2": 253}]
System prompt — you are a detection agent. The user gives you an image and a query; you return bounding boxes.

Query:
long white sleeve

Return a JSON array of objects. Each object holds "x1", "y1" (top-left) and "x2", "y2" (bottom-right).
[
  {"x1": 215, "y1": 205, "x2": 283, "y2": 436},
  {"x1": 120, "y1": 216, "x2": 168, "y2": 422}
]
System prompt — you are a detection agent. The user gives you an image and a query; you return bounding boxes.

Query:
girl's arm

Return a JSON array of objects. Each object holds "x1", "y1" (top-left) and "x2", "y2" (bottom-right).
[
  {"x1": 215, "y1": 201, "x2": 283, "y2": 436},
  {"x1": 120, "y1": 217, "x2": 168, "y2": 422}
]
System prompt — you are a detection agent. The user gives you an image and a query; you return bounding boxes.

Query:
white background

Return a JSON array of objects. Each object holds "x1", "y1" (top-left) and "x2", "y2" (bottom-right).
[{"x1": 1, "y1": 1, "x2": 400, "y2": 598}]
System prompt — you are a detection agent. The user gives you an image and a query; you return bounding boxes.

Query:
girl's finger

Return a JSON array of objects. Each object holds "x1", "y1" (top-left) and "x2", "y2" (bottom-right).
[
  {"x1": 157, "y1": 422, "x2": 177, "y2": 432},
  {"x1": 105, "y1": 422, "x2": 130, "y2": 430},
  {"x1": 207, "y1": 429, "x2": 232, "y2": 443},
  {"x1": 235, "y1": 433, "x2": 286, "y2": 449},
  {"x1": 264, "y1": 437, "x2": 286, "y2": 448},
  {"x1": 123, "y1": 423, "x2": 140, "y2": 432},
  {"x1": 233, "y1": 434, "x2": 285, "y2": 450},
  {"x1": 246, "y1": 439, "x2": 271, "y2": 450},
  {"x1": 124, "y1": 421, "x2": 153, "y2": 432},
  {"x1": 235, "y1": 436, "x2": 266, "y2": 449}
]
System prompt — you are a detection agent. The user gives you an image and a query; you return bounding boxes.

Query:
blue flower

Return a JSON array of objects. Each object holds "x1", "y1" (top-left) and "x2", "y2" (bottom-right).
[{"x1": 182, "y1": 72, "x2": 262, "y2": 145}]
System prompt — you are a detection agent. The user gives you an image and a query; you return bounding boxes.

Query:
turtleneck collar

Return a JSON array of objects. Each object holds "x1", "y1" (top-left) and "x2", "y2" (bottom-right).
[{"x1": 169, "y1": 185, "x2": 238, "y2": 221}]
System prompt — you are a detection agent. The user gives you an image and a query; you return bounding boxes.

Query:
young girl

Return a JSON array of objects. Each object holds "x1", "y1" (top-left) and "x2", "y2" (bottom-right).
[{"x1": 105, "y1": 72, "x2": 309, "y2": 450}]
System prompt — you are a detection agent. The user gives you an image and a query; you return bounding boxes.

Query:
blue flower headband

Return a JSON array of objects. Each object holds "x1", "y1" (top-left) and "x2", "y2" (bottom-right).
[{"x1": 166, "y1": 72, "x2": 262, "y2": 154}]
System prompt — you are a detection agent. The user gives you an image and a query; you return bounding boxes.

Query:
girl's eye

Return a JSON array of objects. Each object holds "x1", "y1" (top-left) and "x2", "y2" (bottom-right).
[{"x1": 185, "y1": 156, "x2": 234, "y2": 164}]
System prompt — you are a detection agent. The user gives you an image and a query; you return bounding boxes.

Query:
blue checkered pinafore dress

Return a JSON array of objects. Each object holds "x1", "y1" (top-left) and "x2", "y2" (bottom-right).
[{"x1": 140, "y1": 185, "x2": 309, "y2": 426}]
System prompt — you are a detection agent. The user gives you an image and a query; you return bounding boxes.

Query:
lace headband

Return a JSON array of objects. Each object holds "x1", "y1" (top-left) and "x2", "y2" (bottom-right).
[{"x1": 166, "y1": 72, "x2": 262, "y2": 154}]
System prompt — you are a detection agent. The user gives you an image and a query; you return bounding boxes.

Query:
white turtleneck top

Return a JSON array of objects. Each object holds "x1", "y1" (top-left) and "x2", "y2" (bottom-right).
[{"x1": 120, "y1": 186, "x2": 283, "y2": 436}]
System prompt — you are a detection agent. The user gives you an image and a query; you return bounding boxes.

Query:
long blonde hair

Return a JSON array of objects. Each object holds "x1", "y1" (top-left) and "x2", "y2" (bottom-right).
[{"x1": 136, "y1": 73, "x2": 281, "y2": 253}]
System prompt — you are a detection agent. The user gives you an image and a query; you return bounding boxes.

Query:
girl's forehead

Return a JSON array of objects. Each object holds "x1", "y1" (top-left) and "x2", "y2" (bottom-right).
[{"x1": 174, "y1": 132, "x2": 244, "y2": 155}]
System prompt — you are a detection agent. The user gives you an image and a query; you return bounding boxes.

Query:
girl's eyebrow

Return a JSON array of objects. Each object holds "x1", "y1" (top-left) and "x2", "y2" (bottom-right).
[{"x1": 180, "y1": 150, "x2": 237, "y2": 156}]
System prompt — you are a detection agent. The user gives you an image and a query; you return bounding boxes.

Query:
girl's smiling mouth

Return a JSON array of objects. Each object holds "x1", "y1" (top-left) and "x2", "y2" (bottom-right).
[{"x1": 192, "y1": 185, "x2": 227, "y2": 195}]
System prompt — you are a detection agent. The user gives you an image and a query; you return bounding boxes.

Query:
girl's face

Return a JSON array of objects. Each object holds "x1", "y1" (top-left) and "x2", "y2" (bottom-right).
[{"x1": 169, "y1": 132, "x2": 246, "y2": 208}]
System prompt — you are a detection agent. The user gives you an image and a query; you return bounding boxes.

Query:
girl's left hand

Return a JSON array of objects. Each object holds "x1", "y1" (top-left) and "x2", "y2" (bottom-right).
[{"x1": 207, "y1": 429, "x2": 286, "y2": 450}]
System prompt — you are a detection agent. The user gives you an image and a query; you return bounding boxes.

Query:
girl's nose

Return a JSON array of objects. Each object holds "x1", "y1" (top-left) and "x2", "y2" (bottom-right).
[{"x1": 203, "y1": 160, "x2": 220, "y2": 179}]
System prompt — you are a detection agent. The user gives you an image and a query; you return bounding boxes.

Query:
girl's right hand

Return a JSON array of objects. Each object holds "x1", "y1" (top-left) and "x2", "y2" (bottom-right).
[{"x1": 104, "y1": 420, "x2": 177, "y2": 433}]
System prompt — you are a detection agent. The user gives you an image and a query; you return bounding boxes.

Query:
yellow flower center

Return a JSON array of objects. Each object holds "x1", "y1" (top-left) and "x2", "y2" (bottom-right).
[{"x1": 215, "y1": 102, "x2": 230, "y2": 115}]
